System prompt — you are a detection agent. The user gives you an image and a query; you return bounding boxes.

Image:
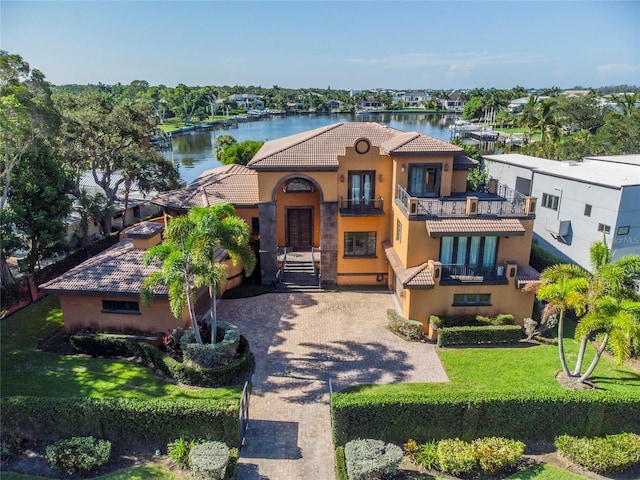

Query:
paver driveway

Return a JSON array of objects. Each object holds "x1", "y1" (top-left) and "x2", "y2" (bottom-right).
[{"x1": 218, "y1": 290, "x2": 449, "y2": 480}]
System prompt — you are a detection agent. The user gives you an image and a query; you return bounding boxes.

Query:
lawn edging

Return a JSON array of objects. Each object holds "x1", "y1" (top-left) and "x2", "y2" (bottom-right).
[
  {"x1": 330, "y1": 390, "x2": 640, "y2": 447},
  {"x1": 1, "y1": 396, "x2": 241, "y2": 449}
]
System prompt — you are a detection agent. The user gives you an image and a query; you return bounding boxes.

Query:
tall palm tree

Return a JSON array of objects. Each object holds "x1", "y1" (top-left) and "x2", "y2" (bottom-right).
[
  {"x1": 529, "y1": 264, "x2": 589, "y2": 377},
  {"x1": 520, "y1": 95, "x2": 539, "y2": 139},
  {"x1": 537, "y1": 98, "x2": 559, "y2": 142},
  {"x1": 190, "y1": 204, "x2": 255, "y2": 344},
  {"x1": 141, "y1": 214, "x2": 204, "y2": 344}
]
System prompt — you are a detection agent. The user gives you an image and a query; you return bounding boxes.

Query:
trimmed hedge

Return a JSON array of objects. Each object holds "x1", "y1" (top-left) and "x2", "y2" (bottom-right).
[
  {"x1": 430, "y1": 314, "x2": 514, "y2": 329},
  {"x1": 1, "y1": 396, "x2": 241, "y2": 448},
  {"x1": 331, "y1": 390, "x2": 640, "y2": 447},
  {"x1": 70, "y1": 333, "x2": 253, "y2": 387},
  {"x1": 437, "y1": 325, "x2": 523, "y2": 347},
  {"x1": 555, "y1": 433, "x2": 640, "y2": 474},
  {"x1": 387, "y1": 309, "x2": 423, "y2": 341}
]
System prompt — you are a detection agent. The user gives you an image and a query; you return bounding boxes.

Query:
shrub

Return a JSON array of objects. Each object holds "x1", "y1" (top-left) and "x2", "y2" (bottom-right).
[
  {"x1": 344, "y1": 438, "x2": 403, "y2": 480},
  {"x1": 437, "y1": 325, "x2": 523, "y2": 347},
  {"x1": 335, "y1": 446, "x2": 348, "y2": 480},
  {"x1": 555, "y1": 433, "x2": 640, "y2": 474},
  {"x1": 437, "y1": 438, "x2": 476, "y2": 475},
  {"x1": 473, "y1": 437, "x2": 524, "y2": 474},
  {"x1": 181, "y1": 323, "x2": 241, "y2": 369},
  {"x1": 168, "y1": 436, "x2": 197, "y2": 468},
  {"x1": 387, "y1": 309, "x2": 423, "y2": 341},
  {"x1": 413, "y1": 441, "x2": 439, "y2": 470},
  {"x1": 45, "y1": 436, "x2": 111, "y2": 475},
  {"x1": 189, "y1": 441, "x2": 230, "y2": 480}
]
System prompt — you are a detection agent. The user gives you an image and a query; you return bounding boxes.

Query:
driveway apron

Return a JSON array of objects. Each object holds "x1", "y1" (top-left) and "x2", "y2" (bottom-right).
[{"x1": 218, "y1": 291, "x2": 449, "y2": 480}]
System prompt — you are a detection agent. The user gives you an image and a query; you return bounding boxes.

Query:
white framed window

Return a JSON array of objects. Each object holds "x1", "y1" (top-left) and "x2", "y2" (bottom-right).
[
  {"x1": 541, "y1": 193, "x2": 559, "y2": 210},
  {"x1": 598, "y1": 223, "x2": 611, "y2": 234}
]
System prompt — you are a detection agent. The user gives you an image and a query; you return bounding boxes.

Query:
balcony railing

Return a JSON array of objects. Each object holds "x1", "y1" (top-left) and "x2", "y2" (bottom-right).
[
  {"x1": 396, "y1": 185, "x2": 528, "y2": 217},
  {"x1": 441, "y1": 263, "x2": 506, "y2": 282},
  {"x1": 339, "y1": 197, "x2": 384, "y2": 215}
]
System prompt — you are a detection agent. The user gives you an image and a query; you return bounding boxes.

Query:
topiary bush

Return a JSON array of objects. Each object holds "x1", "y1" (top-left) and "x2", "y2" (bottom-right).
[
  {"x1": 344, "y1": 438, "x2": 403, "y2": 480},
  {"x1": 387, "y1": 309, "x2": 423, "y2": 341},
  {"x1": 45, "y1": 436, "x2": 111, "y2": 475},
  {"x1": 189, "y1": 441, "x2": 230, "y2": 480},
  {"x1": 555, "y1": 433, "x2": 640, "y2": 474}
]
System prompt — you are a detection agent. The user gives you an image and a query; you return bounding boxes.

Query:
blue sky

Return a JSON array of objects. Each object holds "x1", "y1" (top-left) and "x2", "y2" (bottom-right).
[{"x1": 1, "y1": 1, "x2": 639, "y2": 90}]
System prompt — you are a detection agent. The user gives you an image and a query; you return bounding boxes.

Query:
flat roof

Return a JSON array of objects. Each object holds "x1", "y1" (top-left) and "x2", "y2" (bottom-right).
[{"x1": 484, "y1": 154, "x2": 640, "y2": 189}]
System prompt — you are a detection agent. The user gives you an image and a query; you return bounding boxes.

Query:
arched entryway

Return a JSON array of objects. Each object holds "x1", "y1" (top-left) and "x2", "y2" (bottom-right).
[{"x1": 276, "y1": 177, "x2": 320, "y2": 252}]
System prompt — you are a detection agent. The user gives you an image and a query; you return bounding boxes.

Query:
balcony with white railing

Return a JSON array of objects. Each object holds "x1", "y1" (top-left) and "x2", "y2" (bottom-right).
[{"x1": 395, "y1": 181, "x2": 534, "y2": 219}]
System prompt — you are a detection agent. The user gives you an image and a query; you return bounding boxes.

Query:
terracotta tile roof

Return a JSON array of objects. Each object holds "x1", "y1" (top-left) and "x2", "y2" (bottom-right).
[
  {"x1": 382, "y1": 240, "x2": 434, "y2": 288},
  {"x1": 426, "y1": 218, "x2": 525, "y2": 237},
  {"x1": 248, "y1": 122, "x2": 463, "y2": 170},
  {"x1": 39, "y1": 239, "x2": 168, "y2": 297},
  {"x1": 516, "y1": 264, "x2": 541, "y2": 288},
  {"x1": 152, "y1": 164, "x2": 258, "y2": 212},
  {"x1": 39, "y1": 239, "x2": 229, "y2": 297}
]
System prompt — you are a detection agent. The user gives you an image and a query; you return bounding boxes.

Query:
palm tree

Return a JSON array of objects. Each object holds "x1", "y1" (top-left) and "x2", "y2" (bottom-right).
[
  {"x1": 529, "y1": 264, "x2": 589, "y2": 377},
  {"x1": 141, "y1": 214, "x2": 205, "y2": 344},
  {"x1": 520, "y1": 95, "x2": 539, "y2": 139},
  {"x1": 611, "y1": 92, "x2": 639, "y2": 116},
  {"x1": 574, "y1": 296, "x2": 640, "y2": 383},
  {"x1": 190, "y1": 204, "x2": 255, "y2": 344},
  {"x1": 537, "y1": 98, "x2": 559, "y2": 142}
]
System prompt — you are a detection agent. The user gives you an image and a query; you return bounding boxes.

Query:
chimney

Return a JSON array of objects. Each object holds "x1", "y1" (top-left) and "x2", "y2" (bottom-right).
[{"x1": 124, "y1": 221, "x2": 165, "y2": 249}]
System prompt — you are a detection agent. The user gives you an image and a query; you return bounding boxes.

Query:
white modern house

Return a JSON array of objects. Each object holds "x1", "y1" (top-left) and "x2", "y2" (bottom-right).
[{"x1": 483, "y1": 154, "x2": 640, "y2": 271}]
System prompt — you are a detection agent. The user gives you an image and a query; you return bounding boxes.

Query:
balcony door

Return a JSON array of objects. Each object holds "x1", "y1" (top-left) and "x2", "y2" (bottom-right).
[
  {"x1": 408, "y1": 164, "x2": 441, "y2": 197},
  {"x1": 349, "y1": 171, "x2": 375, "y2": 208}
]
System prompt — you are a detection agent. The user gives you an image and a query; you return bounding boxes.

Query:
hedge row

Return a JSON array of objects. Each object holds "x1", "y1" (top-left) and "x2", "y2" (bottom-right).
[
  {"x1": 437, "y1": 325, "x2": 523, "y2": 347},
  {"x1": 70, "y1": 333, "x2": 253, "y2": 387},
  {"x1": 330, "y1": 390, "x2": 640, "y2": 447},
  {"x1": 387, "y1": 309, "x2": 423, "y2": 341},
  {"x1": 1, "y1": 396, "x2": 240, "y2": 448}
]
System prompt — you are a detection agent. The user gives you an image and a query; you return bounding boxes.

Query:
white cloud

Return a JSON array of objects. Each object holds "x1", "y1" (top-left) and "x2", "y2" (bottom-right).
[
  {"x1": 596, "y1": 63, "x2": 640, "y2": 78},
  {"x1": 551, "y1": 69, "x2": 570, "y2": 79},
  {"x1": 346, "y1": 51, "x2": 541, "y2": 69},
  {"x1": 446, "y1": 63, "x2": 474, "y2": 78}
]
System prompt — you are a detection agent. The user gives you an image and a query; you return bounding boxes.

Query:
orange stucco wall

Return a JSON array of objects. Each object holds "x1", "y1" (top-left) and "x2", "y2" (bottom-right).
[
  {"x1": 450, "y1": 170, "x2": 468, "y2": 194},
  {"x1": 59, "y1": 294, "x2": 189, "y2": 334},
  {"x1": 392, "y1": 154, "x2": 454, "y2": 197},
  {"x1": 257, "y1": 171, "x2": 337, "y2": 202},
  {"x1": 274, "y1": 188, "x2": 321, "y2": 247}
]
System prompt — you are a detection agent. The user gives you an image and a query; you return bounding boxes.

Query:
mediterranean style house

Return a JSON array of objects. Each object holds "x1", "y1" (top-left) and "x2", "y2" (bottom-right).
[
  {"x1": 41, "y1": 122, "x2": 540, "y2": 335},
  {"x1": 241, "y1": 122, "x2": 538, "y2": 329}
]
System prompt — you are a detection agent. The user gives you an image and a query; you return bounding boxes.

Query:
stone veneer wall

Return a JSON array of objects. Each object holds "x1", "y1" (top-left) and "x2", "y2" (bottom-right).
[
  {"x1": 258, "y1": 201, "x2": 278, "y2": 285},
  {"x1": 320, "y1": 202, "x2": 338, "y2": 285}
]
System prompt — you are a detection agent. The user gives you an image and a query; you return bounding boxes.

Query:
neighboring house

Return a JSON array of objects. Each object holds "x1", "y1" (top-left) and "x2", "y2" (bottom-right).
[
  {"x1": 441, "y1": 90, "x2": 465, "y2": 112},
  {"x1": 395, "y1": 90, "x2": 430, "y2": 109},
  {"x1": 240, "y1": 122, "x2": 539, "y2": 330},
  {"x1": 220, "y1": 94, "x2": 265, "y2": 111},
  {"x1": 507, "y1": 96, "x2": 550, "y2": 114},
  {"x1": 326, "y1": 99, "x2": 343, "y2": 112},
  {"x1": 483, "y1": 154, "x2": 640, "y2": 271}
]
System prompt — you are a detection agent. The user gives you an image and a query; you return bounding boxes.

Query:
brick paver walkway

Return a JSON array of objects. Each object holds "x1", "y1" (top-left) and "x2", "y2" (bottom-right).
[{"x1": 218, "y1": 290, "x2": 449, "y2": 480}]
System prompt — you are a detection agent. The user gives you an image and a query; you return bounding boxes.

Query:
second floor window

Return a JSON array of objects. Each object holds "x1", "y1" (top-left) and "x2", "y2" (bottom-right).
[
  {"x1": 349, "y1": 171, "x2": 375, "y2": 206},
  {"x1": 408, "y1": 164, "x2": 440, "y2": 197},
  {"x1": 541, "y1": 193, "x2": 559, "y2": 210},
  {"x1": 440, "y1": 236, "x2": 498, "y2": 267}
]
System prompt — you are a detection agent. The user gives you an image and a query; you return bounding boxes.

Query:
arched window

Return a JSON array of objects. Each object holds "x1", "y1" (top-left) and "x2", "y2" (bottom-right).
[{"x1": 283, "y1": 178, "x2": 315, "y2": 193}]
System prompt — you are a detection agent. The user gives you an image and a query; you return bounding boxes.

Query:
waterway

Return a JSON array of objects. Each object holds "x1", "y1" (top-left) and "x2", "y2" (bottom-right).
[{"x1": 163, "y1": 112, "x2": 462, "y2": 185}]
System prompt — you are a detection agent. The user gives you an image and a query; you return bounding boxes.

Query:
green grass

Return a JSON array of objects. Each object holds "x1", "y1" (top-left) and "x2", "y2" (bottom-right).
[
  {"x1": 0, "y1": 295, "x2": 242, "y2": 401},
  {"x1": 0, "y1": 465, "x2": 183, "y2": 480},
  {"x1": 505, "y1": 464, "x2": 587, "y2": 480},
  {"x1": 345, "y1": 320, "x2": 639, "y2": 397}
]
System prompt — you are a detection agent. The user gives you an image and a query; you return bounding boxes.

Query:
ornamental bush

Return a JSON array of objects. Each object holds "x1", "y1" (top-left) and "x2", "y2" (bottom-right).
[
  {"x1": 473, "y1": 437, "x2": 524, "y2": 474},
  {"x1": 181, "y1": 323, "x2": 241, "y2": 369},
  {"x1": 168, "y1": 436, "x2": 197, "y2": 468},
  {"x1": 189, "y1": 441, "x2": 230, "y2": 480},
  {"x1": 555, "y1": 433, "x2": 640, "y2": 474},
  {"x1": 344, "y1": 438, "x2": 403, "y2": 480},
  {"x1": 387, "y1": 309, "x2": 423, "y2": 341},
  {"x1": 437, "y1": 438, "x2": 476, "y2": 475},
  {"x1": 45, "y1": 436, "x2": 111, "y2": 475}
]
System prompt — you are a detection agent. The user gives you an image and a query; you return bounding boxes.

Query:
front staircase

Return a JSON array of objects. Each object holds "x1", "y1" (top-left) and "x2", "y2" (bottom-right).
[{"x1": 277, "y1": 251, "x2": 321, "y2": 293}]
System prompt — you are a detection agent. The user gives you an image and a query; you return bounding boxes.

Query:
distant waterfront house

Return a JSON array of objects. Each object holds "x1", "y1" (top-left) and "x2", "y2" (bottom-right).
[
  {"x1": 220, "y1": 93, "x2": 265, "y2": 111},
  {"x1": 441, "y1": 90, "x2": 465, "y2": 112},
  {"x1": 483, "y1": 154, "x2": 640, "y2": 271}
]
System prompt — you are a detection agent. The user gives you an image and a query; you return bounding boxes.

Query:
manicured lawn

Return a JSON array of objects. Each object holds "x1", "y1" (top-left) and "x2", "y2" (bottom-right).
[
  {"x1": 0, "y1": 295, "x2": 242, "y2": 401},
  {"x1": 505, "y1": 464, "x2": 587, "y2": 480},
  {"x1": 0, "y1": 465, "x2": 182, "y2": 480},
  {"x1": 346, "y1": 321, "x2": 639, "y2": 397}
]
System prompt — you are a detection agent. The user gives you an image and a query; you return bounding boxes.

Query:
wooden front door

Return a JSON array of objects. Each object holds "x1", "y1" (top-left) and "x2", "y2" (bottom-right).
[{"x1": 286, "y1": 207, "x2": 312, "y2": 250}]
